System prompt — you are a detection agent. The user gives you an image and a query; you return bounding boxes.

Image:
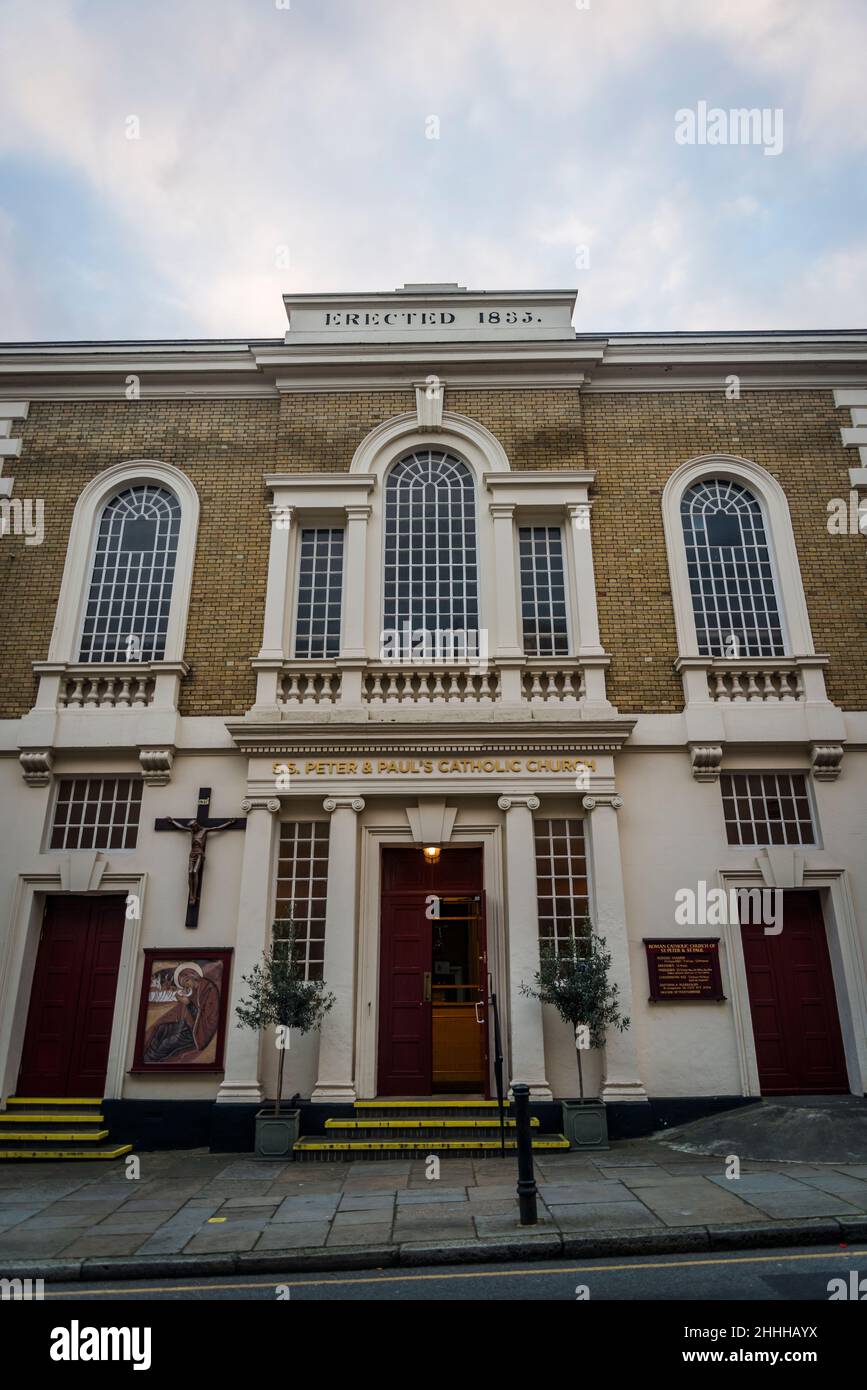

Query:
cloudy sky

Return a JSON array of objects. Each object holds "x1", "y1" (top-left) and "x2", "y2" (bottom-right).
[{"x1": 1, "y1": 0, "x2": 865, "y2": 340}]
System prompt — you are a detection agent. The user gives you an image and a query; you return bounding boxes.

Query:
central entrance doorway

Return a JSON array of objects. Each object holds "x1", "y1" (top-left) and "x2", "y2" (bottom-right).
[{"x1": 378, "y1": 846, "x2": 487, "y2": 1096}]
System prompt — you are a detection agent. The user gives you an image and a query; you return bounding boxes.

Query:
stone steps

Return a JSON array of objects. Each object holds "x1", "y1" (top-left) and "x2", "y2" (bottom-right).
[
  {"x1": 293, "y1": 1098, "x2": 569, "y2": 1160},
  {"x1": 0, "y1": 1097, "x2": 132, "y2": 1161}
]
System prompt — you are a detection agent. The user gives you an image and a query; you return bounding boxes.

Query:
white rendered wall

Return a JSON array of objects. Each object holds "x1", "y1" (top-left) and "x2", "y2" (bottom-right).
[{"x1": 1, "y1": 724, "x2": 864, "y2": 1105}]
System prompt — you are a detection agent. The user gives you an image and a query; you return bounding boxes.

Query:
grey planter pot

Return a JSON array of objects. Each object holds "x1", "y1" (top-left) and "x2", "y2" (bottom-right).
[
  {"x1": 562, "y1": 1100, "x2": 609, "y2": 1151},
  {"x1": 254, "y1": 1108, "x2": 301, "y2": 1159}
]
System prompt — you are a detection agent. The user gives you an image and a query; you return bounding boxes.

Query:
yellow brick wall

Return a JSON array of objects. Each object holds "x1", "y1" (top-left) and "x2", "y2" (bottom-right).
[
  {"x1": 582, "y1": 390, "x2": 866, "y2": 713},
  {"x1": 0, "y1": 387, "x2": 862, "y2": 719},
  {"x1": 0, "y1": 400, "x2": 278, "y2": 717}
]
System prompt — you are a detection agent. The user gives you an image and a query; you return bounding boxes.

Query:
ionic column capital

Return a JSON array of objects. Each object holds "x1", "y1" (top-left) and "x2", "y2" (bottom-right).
[
  {"x1": 498, "y1": 794, "x2": 540, "y2": 812},
  {"x1": 582, "y1": 794, "x2": 623, "y2": 812},
  {"x1": 241, "y1": 797, "x2": 281, "y2": 814},
  {"x1": 323, "y1": 796, "x2": 365, "y2": 814}
]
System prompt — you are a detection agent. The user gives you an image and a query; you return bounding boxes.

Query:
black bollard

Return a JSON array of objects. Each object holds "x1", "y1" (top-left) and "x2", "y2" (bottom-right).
[{"x1": 512, "y1": 1083, "x2": 538, "y2": 1226}]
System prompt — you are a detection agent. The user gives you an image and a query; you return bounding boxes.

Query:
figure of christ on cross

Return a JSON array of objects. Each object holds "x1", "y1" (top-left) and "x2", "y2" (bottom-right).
[{"x1": 155, "y1": 787, "x2": 247, "y2": 929}]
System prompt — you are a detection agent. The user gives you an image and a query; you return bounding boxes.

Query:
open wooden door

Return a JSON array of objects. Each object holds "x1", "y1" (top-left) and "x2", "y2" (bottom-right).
[{"x1": 431, "y1": 892, "x2": 488, "y2": 1094}]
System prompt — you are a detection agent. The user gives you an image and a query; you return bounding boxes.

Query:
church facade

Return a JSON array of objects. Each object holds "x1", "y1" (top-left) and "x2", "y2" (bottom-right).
[{"x1": 0, "y1": 285, "x2": 865, "y2": 1151}]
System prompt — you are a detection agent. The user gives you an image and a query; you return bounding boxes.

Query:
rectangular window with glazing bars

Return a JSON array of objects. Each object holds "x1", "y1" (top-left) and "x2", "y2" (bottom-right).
[
  {"x1": 294, "y1": 529, "x2": 344, "y2": 659},
  {"x1": 519, "y1": 526, "x2": 569, "y2": 657},
  {"x1": 274, "y1": 821, "x2": 330, "y2": 979},
  {"x1": 534, "y1": 817, "x2": 589, "y2": 950}
]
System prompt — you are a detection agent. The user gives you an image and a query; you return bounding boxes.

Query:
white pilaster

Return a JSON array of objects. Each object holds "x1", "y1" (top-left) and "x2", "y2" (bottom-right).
[
  {"x1": 498, "y1": 794, "x2": 552, "y2": 1099},
  {"x1": 489, "y1": 503, "x2": 522, "y2": 656},
  {"x1": 582, "y1": 794, "x2": 647, "y2": 1104},
  {"x1": 566, "y1": 501, "x2": 605, "y2": 657},
  {"x1": 253, "y1": 505, "x2": 294, "y2": 711},
  {"x1": 259, "y1": 505, "x2": 294, "y2": 659},
  {"x1": 311, "y1": 796, "x2": 365, "y2": 1102},
  {"x1": 216, "y1": 797, "x2": 280, "y2": 1104},
  {"x1": 340, "y1": 506, "x2": 371, "y2": 661}
]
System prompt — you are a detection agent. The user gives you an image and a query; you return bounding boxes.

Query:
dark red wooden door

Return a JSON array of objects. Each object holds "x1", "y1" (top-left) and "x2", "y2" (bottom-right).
[
  {"x1": 741, "y1": 890, "x2": 848, "y2": 1094},
  {"x1": 18, "y1": 897, "x2": 125, "y2": 1097},
  {"x1": 377, "y1": 896, "x2": 432, "y2": 1095}
]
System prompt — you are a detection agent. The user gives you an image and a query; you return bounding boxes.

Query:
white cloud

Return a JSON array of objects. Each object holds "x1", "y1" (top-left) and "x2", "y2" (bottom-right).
[{"x1": 0, "y1": 0, "x2": 864, "y2": 335}]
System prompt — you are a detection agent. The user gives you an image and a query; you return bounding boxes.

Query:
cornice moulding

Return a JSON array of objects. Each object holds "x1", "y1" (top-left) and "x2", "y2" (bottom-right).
[
  {"x1": 224, "y1": 720, "x2": 636, "y2": 754},
  {"x1": 485, "y1": 471, "x2": 595, "y2": 489},
  {"x1": 0, "y1": 327, "x2": 863, "y2": 398}
]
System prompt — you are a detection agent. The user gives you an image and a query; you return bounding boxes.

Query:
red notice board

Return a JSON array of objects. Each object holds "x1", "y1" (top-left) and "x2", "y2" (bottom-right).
[{"x1": 644, "y1": 939, "x2": 725, "y2": 1002}]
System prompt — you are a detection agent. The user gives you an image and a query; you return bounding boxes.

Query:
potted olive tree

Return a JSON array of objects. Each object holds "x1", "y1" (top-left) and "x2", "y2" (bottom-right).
[
  {"x1": 522, "y1": 924, "x2": 629, "y2": 1150},
  {"x1": 235, "y1": 921, "x2": 335, "y2": 1159}
]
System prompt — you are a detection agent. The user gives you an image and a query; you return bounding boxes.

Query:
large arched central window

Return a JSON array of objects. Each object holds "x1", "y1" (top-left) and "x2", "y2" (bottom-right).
[
  {"x1": 79, "y1": 484, "x2": 181, "y2": 662},
  {"x1": 681, "y1": 479, "x2": 785, "y2": 658},
  {"x1": 383, "y1": 450, "x2": 479, "y2": 644}
]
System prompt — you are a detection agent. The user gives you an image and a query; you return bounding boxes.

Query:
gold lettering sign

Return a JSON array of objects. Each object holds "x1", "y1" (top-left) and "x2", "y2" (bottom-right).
[{"x1": 272, "y1": 757, "x2": 596, "y2": 777}]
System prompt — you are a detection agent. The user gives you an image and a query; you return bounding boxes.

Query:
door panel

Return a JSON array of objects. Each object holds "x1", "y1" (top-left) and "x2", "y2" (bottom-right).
[
  {"x1": 378, "y1": 899, "x2": 431, "y2": 1095},
  {"x1": 18, "y1": 897, "x2": 125, "y2": 1097},
  {"x1": 741, "y1": 890, "x2": 848, "y2": 1094},
  {"x1": 69, "y1": 900, "x2": 124, "y2": 1095}
]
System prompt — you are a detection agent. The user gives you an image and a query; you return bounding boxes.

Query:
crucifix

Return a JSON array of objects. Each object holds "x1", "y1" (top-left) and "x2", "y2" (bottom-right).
[{"x1": 155, "y1": 787, "x2": 247, "y2": 929}]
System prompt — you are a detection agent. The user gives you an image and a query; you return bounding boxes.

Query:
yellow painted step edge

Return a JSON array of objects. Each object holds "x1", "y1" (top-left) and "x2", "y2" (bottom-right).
[
  {"x1": 7, "y1": 1097, "x2": 103, "y2": 1106},
  {"x1": 326, "y1": 1118, "x2": 538, "y2": 1129},
  {"x1": 0, "y1": 1114, "x2": 105, "y2": 1124},
  {"x1": 0, "y1": 1131, "x2": 110, "y2": 1142},
  {"x1": 355, "y1": 1099, "x2": 507, "y2": 1109},
  {"x1": 295, "y1": 1139, "x2": 570, "y2": 1151},
  {"x1": 0, "y1": 1146, "x2": 133, "y2": 1160}
]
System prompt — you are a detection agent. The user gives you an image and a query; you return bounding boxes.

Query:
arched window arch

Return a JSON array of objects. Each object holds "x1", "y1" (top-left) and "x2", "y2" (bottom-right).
[
  {"x1": 78, "y1": 483, "x2": 182, "y2": 663},
  {"x1": 383, "y1": 449, "x2": 479, "y2": 642},
  {"x1": 680, "y1": 478, "x2": 785, "y2": 658}
]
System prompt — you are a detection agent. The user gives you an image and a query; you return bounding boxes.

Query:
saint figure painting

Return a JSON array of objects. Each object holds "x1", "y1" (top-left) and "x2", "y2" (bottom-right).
[{"x1": 133, "y1": 950, "x2": 232, "y2": 1072}]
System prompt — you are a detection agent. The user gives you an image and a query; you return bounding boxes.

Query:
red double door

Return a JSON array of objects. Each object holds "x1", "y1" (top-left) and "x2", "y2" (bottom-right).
[
  {"x1": 741, "y1": 890, "x2": 848, "y2": 1094},
  {"x1": 378, "y1": 846, "x2": 487, "y2": 1096},
  {"x1": 18, "y1": 896, "x2": 125, "y2": 1097}
]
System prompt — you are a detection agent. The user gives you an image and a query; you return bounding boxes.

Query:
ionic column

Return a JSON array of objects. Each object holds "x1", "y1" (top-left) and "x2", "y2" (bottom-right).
[
  {"x1": 581, "y1": 794, "x2": 647, "y2": 1104},
  {"x1": 311, "y1": 797, "x2": 365, "y2": 1102},
  {"x1": 216, "y1": 797, "x2": 281, "y2": 1104},
  {"x1": 498, "y1": 795, "x2": 552, "y2": 1099},
  {"x1": 253, "y1": 504, "x2": 294, "y2": 711}
]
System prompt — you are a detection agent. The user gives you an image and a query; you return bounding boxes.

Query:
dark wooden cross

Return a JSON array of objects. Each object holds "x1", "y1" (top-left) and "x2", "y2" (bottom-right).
[{"x1": 155, "y1": 787, "x2": 247, "y2": 930}]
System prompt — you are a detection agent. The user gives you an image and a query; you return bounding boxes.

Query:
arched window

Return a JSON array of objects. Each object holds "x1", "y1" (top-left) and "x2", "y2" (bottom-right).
[
  {"x1": 78, "y1": 484, "x2": 181, "y2": 662},
  {"x1": 681, "y1": 479, "x2": 785, "y2": 658},
  {"x1": 383, "y1": 450, "x2": 479, "y2": 643}
]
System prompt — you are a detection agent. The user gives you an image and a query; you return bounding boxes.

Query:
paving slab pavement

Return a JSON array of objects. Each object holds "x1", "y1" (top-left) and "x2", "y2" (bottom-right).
[{"x1": 1, "y1": 1130, "x2": 866, "y2": 1278}]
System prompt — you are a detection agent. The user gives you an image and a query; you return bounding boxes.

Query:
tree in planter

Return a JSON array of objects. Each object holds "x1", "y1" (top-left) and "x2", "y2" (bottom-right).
[
  {"x1": 235, "y1": 921, "x2": 335, "y2": 1116},
  {"x1": 521, "y1": 923, "x2": 630, "y2": 1102}
]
